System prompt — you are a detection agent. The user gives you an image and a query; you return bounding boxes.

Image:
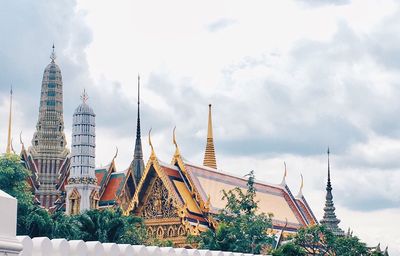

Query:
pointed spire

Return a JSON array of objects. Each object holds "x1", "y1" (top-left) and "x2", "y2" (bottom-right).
[
  {"x1": 50, "y1": 44, "x2": 56, "y2": 62},
  {"x1": 320, "y1": 147, "x2": 344, "y2": 236},
  {"x1": 131, "y1": 75, "x2": 145, "y2": 184},
  {"x1": 6, "y1": 85, "x2": 13, "y2": 154},
  {"x1": 203, "y1": 104, "x2": 217, "y2": 169},
  {"x1": 81, "y1": 89, "x2": 88, "y2": 103},
  {"x1": 281, "y1": 161, "x2": 287, "y2": 185},
  {"x1": 134, "y1": 75, "x2": 143, "y2": 160}
]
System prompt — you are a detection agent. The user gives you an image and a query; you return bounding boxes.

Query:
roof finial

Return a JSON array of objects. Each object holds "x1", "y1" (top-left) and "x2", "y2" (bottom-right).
[
  {"x1": 203, "y1": 104, "x2": 217, "y2": 169},
  {"x1": 281, "y1": 161, "x2": 287, "y2": 185},
  {"x1": 50, "y1": 43, "x2": 56, "y2": 62},
  {"x1": 19, "y1": 131, "x2": 25, "y2": 150},
  {"x1": 296, "y1": 173, "x2": 304, "y2": 198},
  {"x1": 80, "y1": 89, "x2": 88, "y2": 103},
  {"x1": 6, "y1": 85, "x2": 13, "y2": 154},
  {"x1": 113, "y1": 147, "x2": 119, "y2": 161},
  {"x1": 173, "y1": 126, "x2": 178, "y2": 148},
  {"x1": 327, "y1": 147, "x2": 331, "y2": 187},
  {"x1": 148, "y1": 128, "x2": 154, "y2": 155}
]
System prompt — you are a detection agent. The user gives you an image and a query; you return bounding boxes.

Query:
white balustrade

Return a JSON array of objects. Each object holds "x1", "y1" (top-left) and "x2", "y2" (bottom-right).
[
  {"x1": 31, "y1": 237, "x2": 52, "y2": 256},
  {"x1": 198, "y1": 249, "x2": 212, "y2": 256},
  {"x1": 11, "y1": 237, "x2": 268, "y2": 256},
  {"x1": 132, "y1": 245, "x2": 148, "y2": 255},
  {"x1": 68, "y1": 240, "x2": 87, "y2": 256},
  {"x1": 16, "y1": 236, "x2": 32, "y2": 256},
  {"x1": 174, "y1": 247, "x2": 189, "y2": 256},
  {"x1": 159, "y1": 246, "x2": 176, "y2": 256},
  {"x1": 86, "y1": 241, "x2": 105, "y2": 256},
  {"x1": 0, "y1": 190, "x2": 23, "y2": 256},
  {"x1": 0, "y1": 190, "x2": 270, "y2": 256},
  {"x1": 102, "y1": 243, "x2": 120, "y2": 256}
]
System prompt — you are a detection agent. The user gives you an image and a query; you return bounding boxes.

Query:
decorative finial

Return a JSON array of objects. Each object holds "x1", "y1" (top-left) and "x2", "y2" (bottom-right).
[
  {"x1": 300, "y1": 173, "x2": 304, "y2": 191},
  {"x1": 50, "y1": 44, "x2": 56, "y2": 62},
  {"x1": 19, "y1": 131, "x2": 25, "y2": 150},
  {"x1": 6, "y1": 84, "x2": 13, "y2": 154},
  {"x1": 327, "y1": 147, "x2": 331, "y2": 185},
  {"x1": 113, "y1": 146, "x2": 119, "y2": 161},
  {"x1": 173, "y1": 126, "x2": 178, "y2": 148},
  {"x1": 297, "y1": 173, "x2": 304, "y2": 198},
  {"x1": 281, "y1": 161, "x2": 287, "y2": 185},
  {"x1": 81, "y1": 89, "x2": 88, "y2": 103},
  {"x1": 148, "y1": 128, "x2": 154, "y2": 153}
]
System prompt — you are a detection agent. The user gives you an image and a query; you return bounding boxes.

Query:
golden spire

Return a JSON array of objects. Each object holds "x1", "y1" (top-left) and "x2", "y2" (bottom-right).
[
  {"x1": 203, "y1": 104, "x2": 217, "y2": 169},
  {"x1": 6, "y1": 86, "x2": 13, "y2": 154}
]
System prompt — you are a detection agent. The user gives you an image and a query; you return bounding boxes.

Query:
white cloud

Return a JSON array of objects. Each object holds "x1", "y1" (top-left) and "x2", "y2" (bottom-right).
[{"x1": 1, "y1": 0, "x2": 399, "y2": 254}]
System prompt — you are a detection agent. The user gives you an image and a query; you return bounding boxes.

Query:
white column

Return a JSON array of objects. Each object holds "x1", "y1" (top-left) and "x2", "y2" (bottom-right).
[{"x1": 0, "y1": 190, "x2": 23, "y2": 256}]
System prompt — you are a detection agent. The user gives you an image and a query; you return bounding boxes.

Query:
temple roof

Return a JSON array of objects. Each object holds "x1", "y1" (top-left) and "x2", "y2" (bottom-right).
[
  {"x1": 182, "y1": 161, "x2": 313, "y2": 230},
  {"x1": 99, "y1": 172, "x2": 126, "y2": 206}
]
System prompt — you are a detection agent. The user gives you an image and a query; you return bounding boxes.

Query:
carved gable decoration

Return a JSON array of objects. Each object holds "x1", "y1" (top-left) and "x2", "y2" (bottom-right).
[{"x1": 142, "y1": 176, "x2": 178, "y2": 219}]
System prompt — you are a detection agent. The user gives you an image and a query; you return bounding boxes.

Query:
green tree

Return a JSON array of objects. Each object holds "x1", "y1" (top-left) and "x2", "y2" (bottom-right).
[
  {"x1": 294, "y1": 225, "x2": 336, "y2": 255},
  {"x1": 272, "y1": 242, "x2": 306, "y2": 256},
  {"x1": 291, "y1": 224, "x2": 370, "y2": 256},
  {"x1": 196, "y1": 171, "x2": 274, "y2": 254},
  {"x1": 334, "y1": 235, "x2": 368, "y2": 256},
  {"x1": 0, "y1": 153, "x2": 53, "y2": 237},
  {"x1": 51, "y1": 211, "x2": 80, "y2": 240},
  {"x1": 73, "y1": 208, "x2": 146, "y2": 244}
]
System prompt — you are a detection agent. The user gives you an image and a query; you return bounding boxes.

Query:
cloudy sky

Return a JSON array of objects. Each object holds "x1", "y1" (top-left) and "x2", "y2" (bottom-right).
[{"x1": 1, "y1": 0, "x2": 400, "y2": 254}]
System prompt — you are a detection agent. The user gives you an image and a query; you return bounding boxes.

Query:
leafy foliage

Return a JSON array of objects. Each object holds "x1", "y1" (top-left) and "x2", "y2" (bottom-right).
[
  {"x1": 272, "y1": 242, "x2": 306, "y2": 256},
  {"x1": 195, "y1": 171, "x2": 274, "y2": 254},
  {"x1": 0, "y1": 154, "x2": 52, "y2": 236},
  {"x1": 0, "y1": 153, "x2": 146, "y2": 244},
  {"x1": 271, "y1": 224, "x2": 371, "y2": 256}
]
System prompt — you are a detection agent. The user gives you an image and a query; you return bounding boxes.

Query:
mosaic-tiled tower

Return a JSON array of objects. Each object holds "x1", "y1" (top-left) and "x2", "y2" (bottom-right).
[
  {"x1": 65, "y1": 91, "x2": 99, "y2": 215},
  {"x1": 29, "y1": 46, "x2": 69, "y2": 208}
]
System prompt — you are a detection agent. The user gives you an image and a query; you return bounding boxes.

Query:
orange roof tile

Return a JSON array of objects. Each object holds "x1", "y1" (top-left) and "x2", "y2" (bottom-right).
[{"x1": 100, "y1": 172, "x2": 125, "y2": 204}]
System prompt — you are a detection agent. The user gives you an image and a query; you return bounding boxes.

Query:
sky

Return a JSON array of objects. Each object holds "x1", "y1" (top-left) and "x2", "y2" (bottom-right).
[{"x1": 0, "y1": 0, "x2": 399, "y2": 254}]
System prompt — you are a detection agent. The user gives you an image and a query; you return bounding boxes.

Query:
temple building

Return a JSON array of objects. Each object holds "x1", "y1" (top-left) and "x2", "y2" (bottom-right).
[
  {"x1": 320, "y1": 148, "x2": 344, "y2": 236},
  {"x1": 18, "y1": 47, "x2": 317, "y2": 246},
  {"x1": 21, "y1": 46, "x2": 70, "y2": 209},
  {"x1": 21, "y1": 47, "x2": 139, "y2": 210},
  {"x1": 65, "y1": 90, "x2": 99, "y2": 215},
  {"x1": 121, "y1": 105, "x2": 317, "y2": 246}
]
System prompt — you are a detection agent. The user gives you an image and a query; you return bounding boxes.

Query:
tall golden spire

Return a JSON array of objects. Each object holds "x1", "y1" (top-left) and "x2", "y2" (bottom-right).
[
  {"x1": 6, "y1": 86, "x2": 13, "y2": 154},
  {"x1": 203, "y1": 104, "x2": 217, "y2": 169}
]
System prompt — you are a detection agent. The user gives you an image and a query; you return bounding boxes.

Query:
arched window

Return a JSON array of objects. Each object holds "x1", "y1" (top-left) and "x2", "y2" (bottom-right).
[{"x1": 68, "y1": 188, "x2": 81, "y2": 215}]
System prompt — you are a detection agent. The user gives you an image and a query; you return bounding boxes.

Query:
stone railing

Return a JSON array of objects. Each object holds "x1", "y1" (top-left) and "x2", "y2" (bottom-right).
[
  {"x1": 16, "y1": 236, "x2": 262, "y2": 256},
  {"x1": 0, "y1": 189, "x2": 264, "y2": 256}
]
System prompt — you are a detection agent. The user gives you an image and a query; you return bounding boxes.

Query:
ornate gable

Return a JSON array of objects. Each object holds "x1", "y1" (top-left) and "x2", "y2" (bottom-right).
[{"x1": 140, "y1": 176, "x2": 178, "y2": 219}]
